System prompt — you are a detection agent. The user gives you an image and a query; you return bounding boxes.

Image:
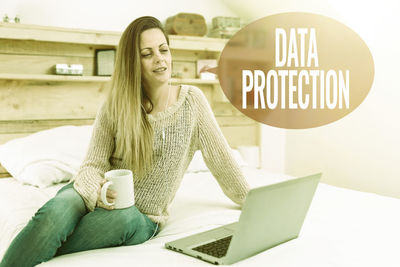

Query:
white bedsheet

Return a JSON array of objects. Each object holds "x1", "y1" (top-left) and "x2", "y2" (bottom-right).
[{"x1": 0, "y1": 168, "x2": 399, "y2": 267}]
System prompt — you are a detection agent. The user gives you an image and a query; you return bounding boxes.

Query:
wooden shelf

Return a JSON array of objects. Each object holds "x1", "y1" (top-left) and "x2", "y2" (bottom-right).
[
  {"x1": 0, "y1": 23, "x2": 260, "y2": 152},
  {"x1": 0, "y1": 22, "x2": 120, "y2": 46},
  {"x1": 0, "y1": 22, "x2": 228, "y2": 52},
  {"x1": 0, "y1": 73, "x2": 110, "y2": 82},
  {"x1": 0, "y1": 73, "x2": 220, "y2": 85},
  {"x1": 171, "y1": 78, "x2": 220, "y2": 85},
  {"x1": 169, "y1": 35, "x2": 227, "y2": 52}
]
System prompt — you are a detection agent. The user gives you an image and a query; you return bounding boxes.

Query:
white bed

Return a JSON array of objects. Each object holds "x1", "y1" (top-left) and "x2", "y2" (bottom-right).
[{"x1": 1, "y1": 166, "x2": 399, "y2": 267}]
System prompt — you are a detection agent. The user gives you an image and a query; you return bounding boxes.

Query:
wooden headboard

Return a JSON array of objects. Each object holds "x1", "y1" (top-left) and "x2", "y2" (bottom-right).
[{"x1": 0, "y1": 22, "x2": 260, "y2": 178}]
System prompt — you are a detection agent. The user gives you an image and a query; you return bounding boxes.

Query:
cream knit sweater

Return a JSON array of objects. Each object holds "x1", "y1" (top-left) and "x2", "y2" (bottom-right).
[{"x1": 71, "y1": 85, "x2": 250, "y2": 226}]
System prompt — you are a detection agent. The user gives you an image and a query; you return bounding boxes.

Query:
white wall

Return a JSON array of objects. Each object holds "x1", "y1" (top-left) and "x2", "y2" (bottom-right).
[
  {"x1": 224, "y1": 0, "x2": 400, "y2": 198},
  {"x1": 260, "y1": 126, "x2": 285, "y2": 173},
  {"x1": 0, "y1": 0, "x2": 238, "y2": 31}
]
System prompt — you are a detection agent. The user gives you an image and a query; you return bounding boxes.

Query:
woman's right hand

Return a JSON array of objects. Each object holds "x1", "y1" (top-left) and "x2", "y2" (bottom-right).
[{"x1": 96, "y1": 179, "x2": 117, "y2": 210}]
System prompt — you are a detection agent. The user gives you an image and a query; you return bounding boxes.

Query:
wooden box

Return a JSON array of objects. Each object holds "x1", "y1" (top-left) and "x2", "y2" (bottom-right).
[
  {"x1": 165, "y1": 13, "x2": 207, "y2": 37},
  {"x1": 96, "y1": 49, "x2": 116, "y2": 76},
  {"x1": 172, "y1": 60, "x2": 196, "y2": 78}
]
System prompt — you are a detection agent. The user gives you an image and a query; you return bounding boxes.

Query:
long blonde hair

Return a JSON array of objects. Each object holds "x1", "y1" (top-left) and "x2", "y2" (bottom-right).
[{"x1": 106, "y1": 16, "x2": 170, "y2": 177}]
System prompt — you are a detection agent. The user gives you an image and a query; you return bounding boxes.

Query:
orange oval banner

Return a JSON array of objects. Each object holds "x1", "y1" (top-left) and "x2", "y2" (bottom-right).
[{"x1": 216, "y1": 12, "x2": 374, "y2": 129}]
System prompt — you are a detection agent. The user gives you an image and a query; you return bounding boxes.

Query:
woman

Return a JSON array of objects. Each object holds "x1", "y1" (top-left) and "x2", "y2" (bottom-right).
[{"x1": 0, "y1": 16, "x2": 249, "y2": 267}]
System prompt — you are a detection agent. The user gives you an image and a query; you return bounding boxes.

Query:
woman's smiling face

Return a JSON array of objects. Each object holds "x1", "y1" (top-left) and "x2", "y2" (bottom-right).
[{"x1": 140, "y1": 28, "x2": 172, "y2": 88}]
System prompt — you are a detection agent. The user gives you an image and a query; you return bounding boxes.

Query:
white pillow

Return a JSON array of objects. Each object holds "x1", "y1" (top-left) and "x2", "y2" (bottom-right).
[
  {"x1": 186, "y1": 149, "x2": 248, "y2": 173},
  {"x1": 0, "y1": 125, "x2": 93, "y2": 188},
  {"x1": 0, "y1": 125, "x2": 249, "y2": 186}
]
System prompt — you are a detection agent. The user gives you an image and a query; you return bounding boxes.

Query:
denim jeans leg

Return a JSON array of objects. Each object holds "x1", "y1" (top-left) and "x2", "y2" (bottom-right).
[
  {"x1": 55, "y1": 205, "x2": 157, "y2": 256},
  {"x1": 0, "y1": 183, "x2": 87, "y2": 267}
]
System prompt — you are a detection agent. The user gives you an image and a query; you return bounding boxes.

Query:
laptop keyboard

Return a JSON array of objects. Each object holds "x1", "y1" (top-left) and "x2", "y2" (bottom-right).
[{"x1": 192, "y1": 235, "x2": 233, "y2": 258}]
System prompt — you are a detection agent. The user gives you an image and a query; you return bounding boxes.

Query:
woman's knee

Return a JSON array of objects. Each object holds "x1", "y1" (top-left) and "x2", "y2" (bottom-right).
[
  {"x1": 116, "y1": 206, "x2": 156, "y2": 245},
  {"x1": 34, "y1": 186, "x2": 86, "y2": 227},
  {"x1": 114, "y1": 206, "x2": 144, "y2": 229}
]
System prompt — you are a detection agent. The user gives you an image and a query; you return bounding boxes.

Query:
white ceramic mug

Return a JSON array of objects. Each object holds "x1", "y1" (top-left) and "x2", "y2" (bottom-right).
[{"x1": 101, "y1": 169, "x2": 135, "y2": 209}]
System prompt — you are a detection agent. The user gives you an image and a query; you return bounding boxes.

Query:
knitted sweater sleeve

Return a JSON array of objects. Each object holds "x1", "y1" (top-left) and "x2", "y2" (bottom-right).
[
  {"x1": 72, "y1": 103, "x2": 114, "y2": 212},
  {"x1": 194, "y1": 87, "x2": 250, "y2": 206}
]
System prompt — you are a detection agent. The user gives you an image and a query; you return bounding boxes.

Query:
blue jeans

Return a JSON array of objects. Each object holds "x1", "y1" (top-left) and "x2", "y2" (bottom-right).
[{"x1": 0, "y1": 183, "x2": 158, "y2": 267}]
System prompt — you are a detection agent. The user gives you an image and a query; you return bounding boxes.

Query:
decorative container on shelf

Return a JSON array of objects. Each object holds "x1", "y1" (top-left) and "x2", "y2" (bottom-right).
[
  {"x1": 96, "y1": 49, "x2": 116, "y2": 76},
  {"x1": 165, "y1": 13, "x2": 207, "y2": 37},
  {"x1": 54, "y1": 64, "x2": 83, "y2": 75},
  {"x1": 208, "y1": 16, "x2": 242, "y2": 39}
]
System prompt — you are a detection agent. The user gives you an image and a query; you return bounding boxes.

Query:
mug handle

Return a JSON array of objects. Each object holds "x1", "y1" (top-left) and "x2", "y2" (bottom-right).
[{"x1": 100, "y1": 181, "x2": 114, "y2": 206}]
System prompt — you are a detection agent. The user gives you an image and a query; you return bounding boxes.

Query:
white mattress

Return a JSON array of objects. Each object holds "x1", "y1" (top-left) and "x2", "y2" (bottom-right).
[{"x1": 1, "y1": 168, "x2": 399, "y2": 267}]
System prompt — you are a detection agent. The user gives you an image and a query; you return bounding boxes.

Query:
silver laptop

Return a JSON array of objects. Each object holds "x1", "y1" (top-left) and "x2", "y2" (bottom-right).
[{"x1": 165, "y1": 173, "x2": 321, "y2": 265}]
